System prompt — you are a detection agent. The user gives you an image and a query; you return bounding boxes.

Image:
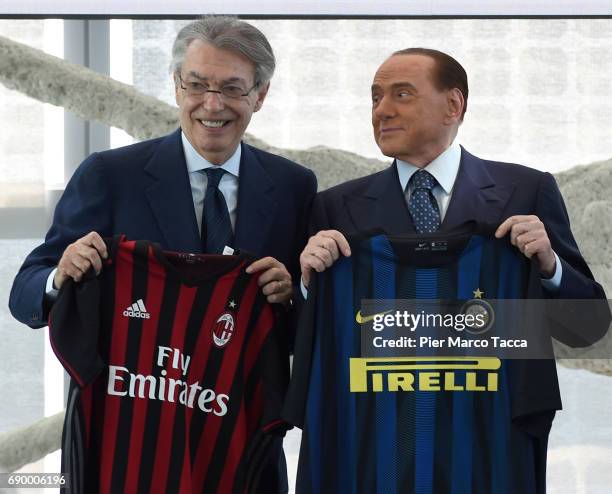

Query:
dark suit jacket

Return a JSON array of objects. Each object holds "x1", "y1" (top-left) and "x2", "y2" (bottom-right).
[
  {"x1": 308, "y1": 146, "x2": 609, "y2": 433},
  {"x1": 9, "y1": 129, "x2": 317, "y2": 329},
  {"x1": 311, "y1": 147, "x2": 605, "y2": 302}
]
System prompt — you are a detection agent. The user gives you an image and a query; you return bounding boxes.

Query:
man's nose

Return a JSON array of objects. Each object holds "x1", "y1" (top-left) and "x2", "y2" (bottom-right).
[
  {"x1": 201, "y1": 90, "x2": 225, "y2": 112},
  {"x1": 373, "y1": 95, "x2": 396, "y2": 120}
]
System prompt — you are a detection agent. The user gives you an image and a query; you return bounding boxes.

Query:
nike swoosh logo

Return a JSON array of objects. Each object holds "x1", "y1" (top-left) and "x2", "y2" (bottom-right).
[{"x1": 355, "y1": 310, "x2": 393, "y2": 324}]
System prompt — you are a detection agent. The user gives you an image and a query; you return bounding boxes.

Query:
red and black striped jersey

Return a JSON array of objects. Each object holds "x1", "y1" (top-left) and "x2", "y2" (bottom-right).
[{"x1": 49, "y1": 237, "x2": 289, "y2": 494}]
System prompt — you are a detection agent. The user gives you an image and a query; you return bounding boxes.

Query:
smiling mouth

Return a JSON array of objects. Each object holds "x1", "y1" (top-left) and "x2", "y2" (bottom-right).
[{"x1": 197, "y1": 119, "x2": 231, "y2": 128}]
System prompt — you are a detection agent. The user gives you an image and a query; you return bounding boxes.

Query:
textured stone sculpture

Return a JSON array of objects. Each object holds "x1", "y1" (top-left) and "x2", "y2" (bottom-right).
[
  {"x1": 0, "y1": 412, "x2": 63, "y2": 473},
  {"x1": 0, "y1": 34, "x2": 177, "y2": 141}
]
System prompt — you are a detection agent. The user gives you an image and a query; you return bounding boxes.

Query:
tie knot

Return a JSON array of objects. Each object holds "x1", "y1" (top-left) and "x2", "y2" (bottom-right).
[
  {"x1": 410, "y1": 169, "x2": 437, "y2": 191},
  {"x1": 204, "y1": 167, "x2": 226, "y2": 189}
]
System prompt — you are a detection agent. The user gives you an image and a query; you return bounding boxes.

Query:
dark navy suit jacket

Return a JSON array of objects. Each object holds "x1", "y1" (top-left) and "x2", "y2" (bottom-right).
[
  {"x1": 9, "y1": 129, "x2": 317, "y2": 329},
  {"x1": 310, "y1": 147, "x2": 605, "y2": 302},
  {"x1": 307, "y1": 147, "x2": 609, "y2": 436}
]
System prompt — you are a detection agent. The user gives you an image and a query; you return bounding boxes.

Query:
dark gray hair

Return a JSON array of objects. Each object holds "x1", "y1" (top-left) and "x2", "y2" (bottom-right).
[
  {"x1": 170, "y1": 16, "x2": 275, "y2": 87},
  {"x1": 392, "y1": 48, "x2": 468, "y2": 119}
]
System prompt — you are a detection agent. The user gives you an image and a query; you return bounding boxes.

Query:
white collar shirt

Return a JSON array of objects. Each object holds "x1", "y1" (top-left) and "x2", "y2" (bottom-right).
[
  {"x1": 395, "y1": 140, "x2": 462, "y2": 221},
  {"x1": 181, "y1": 131, "x2": 240, "y2": 234}
]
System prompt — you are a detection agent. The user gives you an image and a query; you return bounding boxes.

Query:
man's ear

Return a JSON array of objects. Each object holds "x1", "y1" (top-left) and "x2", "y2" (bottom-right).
[
  {"x1": 253, "y1": 82, "x2": 270, "y2": 112},
  {"x1": 446, "y1": 88, "x2": 464, "y2": 123}
]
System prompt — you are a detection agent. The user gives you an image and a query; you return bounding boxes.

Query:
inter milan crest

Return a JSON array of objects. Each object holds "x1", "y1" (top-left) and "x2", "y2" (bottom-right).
[
  {"x1": 212, "y1": 310, "x2": 236, "y2": 347},
  {"x1": 460, "y1": 288, "x2": 495, "y2": 335}
]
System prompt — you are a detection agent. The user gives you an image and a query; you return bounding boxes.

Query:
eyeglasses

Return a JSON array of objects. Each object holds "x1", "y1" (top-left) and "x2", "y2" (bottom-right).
[{"x1": 178, "y1": 75, "x2": 259, "y2": 100}]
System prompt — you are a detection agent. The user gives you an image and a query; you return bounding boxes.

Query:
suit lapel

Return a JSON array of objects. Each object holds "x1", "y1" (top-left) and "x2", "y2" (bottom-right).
[
  {"x1": 345, "y1": 163, "x2": 415, "y2": 235},
  {"x1": 442, "y1": 147, "x2": 515, "y2": 232},
  {"x1": 345, "y1": 149, "x2": 515, "y2": 236},
  {"x1": 143, "y1": 129, "x2": 202, "y2": 252},
  {"x1": 234, "y1": 143, "x2": 277, "y2": 255}
]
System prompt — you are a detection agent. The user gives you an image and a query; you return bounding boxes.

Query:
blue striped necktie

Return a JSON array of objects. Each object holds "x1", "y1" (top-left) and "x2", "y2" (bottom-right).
[
  {"x1": 201, "y1": 167, "x2": 233, "y2": 253},
  {"x1": 408, "y1": 169, "x2": 441, "y2": 233}
]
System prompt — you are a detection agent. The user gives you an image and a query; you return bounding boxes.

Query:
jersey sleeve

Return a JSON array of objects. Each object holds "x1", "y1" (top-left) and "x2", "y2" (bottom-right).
[
  {"x1": 281, "y1": 274, "x2": 319, "y2": 429},
  {"x1": 48, "y1": 274, "x2": 105, "y2": 388}
]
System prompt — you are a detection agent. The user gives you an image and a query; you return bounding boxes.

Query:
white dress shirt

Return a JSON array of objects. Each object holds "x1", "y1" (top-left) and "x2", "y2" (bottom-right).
[
  {"x1": 396, "y1": 139, "x2": 462, "y2": 222},
  {"x1": 182, "y1": 131, "x2": 240, "y2": 234}
]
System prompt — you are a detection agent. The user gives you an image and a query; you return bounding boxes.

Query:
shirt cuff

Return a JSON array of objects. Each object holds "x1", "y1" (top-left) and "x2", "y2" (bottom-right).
[
  {"x1": 300, "y1": 277, "x2": 308, "y2": 300},
  {"x1": 540, "y1": 252, "x2": 562, "y2": 292},
  {"x1": 45, "y1": 267, "x2": 59, "y2": 298}
]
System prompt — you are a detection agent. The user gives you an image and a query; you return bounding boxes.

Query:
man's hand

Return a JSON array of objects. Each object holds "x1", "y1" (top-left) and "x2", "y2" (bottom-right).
[
  {"x1": 300, "y1": 230, "x2": 351, "y2": 289},
  {"x1": 54, "y1": 231, "x2": 108, "y2": 289},
  {"x1": 495, "y1": 215, "x2": 556, "y2": 277},
  {"x1": 246, "y1": 257, "x2": 293, "y2": 305}
]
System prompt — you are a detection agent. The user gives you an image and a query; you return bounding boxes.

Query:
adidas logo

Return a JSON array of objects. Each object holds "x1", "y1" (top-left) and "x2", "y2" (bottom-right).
[{"x1": 123, "y1": 299, "x2": 151, "y2": 319}]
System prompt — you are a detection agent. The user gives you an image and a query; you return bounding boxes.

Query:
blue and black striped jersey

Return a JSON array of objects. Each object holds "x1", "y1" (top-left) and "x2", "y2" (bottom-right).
[{"x1": 284, "y1": 230, "x2": 561, "y2": 494}]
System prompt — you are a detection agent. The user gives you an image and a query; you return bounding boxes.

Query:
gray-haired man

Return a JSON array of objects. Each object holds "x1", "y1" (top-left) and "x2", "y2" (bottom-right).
[{"x1": 10, "y1": 15, "x2": 316, "y2": 494}]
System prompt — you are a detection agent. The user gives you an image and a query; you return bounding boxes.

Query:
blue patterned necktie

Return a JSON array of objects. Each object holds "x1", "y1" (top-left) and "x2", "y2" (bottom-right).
[
  {"x1": 408, "y1": 169, "x2": 441, "y2": 233},
  {"x1": 201, "y1": 168, "x2": 233, "y2": 253}
]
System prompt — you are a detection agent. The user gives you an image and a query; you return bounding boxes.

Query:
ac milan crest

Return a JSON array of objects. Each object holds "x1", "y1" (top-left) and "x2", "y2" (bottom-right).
[{"x1": 212, "y1": 311, "x2": 236, "y2": 347}]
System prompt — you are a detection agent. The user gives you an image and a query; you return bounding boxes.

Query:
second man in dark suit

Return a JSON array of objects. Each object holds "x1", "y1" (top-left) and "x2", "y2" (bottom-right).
[{"x1": 299, "y1": 47, "x2": 603, "y2": 301}]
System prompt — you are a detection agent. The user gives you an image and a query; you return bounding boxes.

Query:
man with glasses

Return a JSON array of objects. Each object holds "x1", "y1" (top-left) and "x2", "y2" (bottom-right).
[{"x1": 9, "y1": 15, "x2": 316, "y2": 493}]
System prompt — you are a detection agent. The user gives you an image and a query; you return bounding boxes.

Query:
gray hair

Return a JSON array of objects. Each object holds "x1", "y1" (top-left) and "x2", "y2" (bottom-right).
[{"x1": 170, "y1": 16, "x2": 275, "y2": 87}]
